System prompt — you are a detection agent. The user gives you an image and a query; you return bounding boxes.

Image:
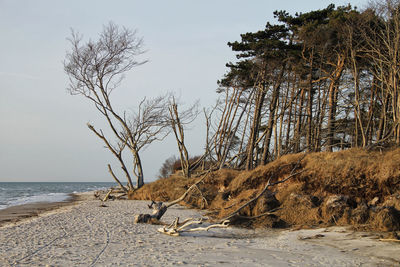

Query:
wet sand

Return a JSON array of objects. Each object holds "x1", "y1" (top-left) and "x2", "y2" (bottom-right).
[
  {"x1": 0, "y1": 194, "x2": 78, "y2": 228},
  {"x1": 0, "y1": 194, "x2": 399, "y2": 266}
]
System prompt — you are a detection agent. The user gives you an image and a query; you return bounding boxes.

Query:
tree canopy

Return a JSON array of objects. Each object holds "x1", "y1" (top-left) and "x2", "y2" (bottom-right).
[{"x1": 210, "y1": 1, "x2": 400, "y2": 170}]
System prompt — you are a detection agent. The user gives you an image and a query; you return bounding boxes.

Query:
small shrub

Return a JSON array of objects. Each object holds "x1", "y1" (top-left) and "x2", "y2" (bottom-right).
[{"x1": 158, "y1": 155, "x2": 178, "y2": 179}]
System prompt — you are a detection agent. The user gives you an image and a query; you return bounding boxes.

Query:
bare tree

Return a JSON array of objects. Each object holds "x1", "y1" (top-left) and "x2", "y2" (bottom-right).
[
  {"x1": 167, "y1": 96, "x2": 199, "y2": 178},
  {"x1": 64, "y1": 22, "x2": 167, "y2": 189},
  {"x1": 362, "y1": 0, "x2": 400, "y2": 144},
  {"x1": 125, "y1": 96, "x2": 170, "y2": 187}
]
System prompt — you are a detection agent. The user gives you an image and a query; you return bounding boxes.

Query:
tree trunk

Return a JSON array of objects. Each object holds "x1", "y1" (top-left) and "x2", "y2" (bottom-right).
[
  {"x1": 261, "y1": 83, "x2": 281, "y2": 164},
  {"x1": 294, "y1": 88, "x2": 305, "y2": 152},
  {"x1": 326, "y1": 55, "x2": 345, "y2": 152},
  {"x1": 246, "y1": 86, "x2": 266, "y2": 170},
  {"x1": 133, "y1": 150, "x2": 144, "y2": 188}
]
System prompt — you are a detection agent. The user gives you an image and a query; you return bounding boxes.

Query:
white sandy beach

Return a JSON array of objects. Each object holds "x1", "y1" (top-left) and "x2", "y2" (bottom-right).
[{"x1": 0, "y1": 193, "x2": 399, "y2": 267}]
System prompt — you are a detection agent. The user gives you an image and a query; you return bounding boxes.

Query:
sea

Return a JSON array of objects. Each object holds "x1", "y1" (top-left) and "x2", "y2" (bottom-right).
[{"x1": 0, "y1": 182, "x2": 116, "y2": 210}]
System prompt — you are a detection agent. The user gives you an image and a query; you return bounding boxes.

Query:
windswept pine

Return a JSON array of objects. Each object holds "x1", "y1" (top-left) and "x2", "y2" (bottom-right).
[{"x1": 210, "y1": 2, "x2": 400, "y2": 171}]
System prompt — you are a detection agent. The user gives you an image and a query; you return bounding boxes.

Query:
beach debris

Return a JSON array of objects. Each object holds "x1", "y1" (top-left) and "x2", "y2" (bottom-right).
[
  {"x1": 134, "y1": 201, "x2": 167, "y2": 223},
  {"x1": 134, "y1": 174, "x2": 208, "y2": 224},
  {"x1": 157, "y1": 217, "x2": 230, "y2": 236},
  {"x1": 103, "y1": 189, "x2": 114, "y2": 202},
  {"x1": 379, "y1": 238, "x2": 400, "y2": 242},
  {"x1": 94, "y1": 188, "x2": 128, "y2": 203}
]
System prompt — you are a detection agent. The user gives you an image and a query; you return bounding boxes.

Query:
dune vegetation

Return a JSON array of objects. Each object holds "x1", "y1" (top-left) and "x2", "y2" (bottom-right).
[{"x1": 131, "y1": 147, "x2": 400, "y2": 232}]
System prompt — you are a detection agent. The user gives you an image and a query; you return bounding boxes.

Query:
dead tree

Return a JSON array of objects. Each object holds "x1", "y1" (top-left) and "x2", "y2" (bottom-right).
[
  {"x1": 361, "y1": 0, "x2": 400, "y2": 144},
  {"x1": 212, "y1": 87, "x2": 253, "y2": 169},
  {"x1": 64, "y1": 23, "x2": 168, "y2": 189},
  {"x1": 167, "y1": 96, "x2": 199, "y2": 178},
  {"x1": 125, "y1": 96, "x2": 171, "y2": 187}
]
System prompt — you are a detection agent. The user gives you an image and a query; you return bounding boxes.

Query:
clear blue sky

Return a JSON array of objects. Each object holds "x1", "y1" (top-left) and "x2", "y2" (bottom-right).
[{"x1": 0, "y1": 0, "x2": 370, "y2": 182}]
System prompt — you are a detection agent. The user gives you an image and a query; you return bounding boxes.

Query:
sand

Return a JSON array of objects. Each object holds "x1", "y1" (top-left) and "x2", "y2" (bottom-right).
[
  {"x1": 0, "y1": 195, "x2": 77, "y2": 228},
  {"x1": 0, "y1": 193, "x2": 399, "y2": 266}
]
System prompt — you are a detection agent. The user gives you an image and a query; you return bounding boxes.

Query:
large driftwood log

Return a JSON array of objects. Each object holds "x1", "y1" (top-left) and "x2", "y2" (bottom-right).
[
  {"x1": 157, "y1": 217, "x2": 230, "y2": 236},
  {"x1": 134, "y1": 201, "x2": 168, "y2": 223},
  {"x1": 95, "y1": 188, "x2": 128, "y2": 203}
]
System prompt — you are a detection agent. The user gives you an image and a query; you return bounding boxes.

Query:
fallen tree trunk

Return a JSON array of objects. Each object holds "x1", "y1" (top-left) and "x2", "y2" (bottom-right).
[
  {"x1": 134, "y1": 200, "x2": 168, "y2": 223},
  {"x1": 157, "y1": 217, "x2": 229, "y2": 236}
]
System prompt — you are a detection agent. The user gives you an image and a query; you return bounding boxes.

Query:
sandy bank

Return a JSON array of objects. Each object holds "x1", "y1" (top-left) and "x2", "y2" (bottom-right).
[{"x1": 0, "y1": 195, "x2": 399, "y2": 266}]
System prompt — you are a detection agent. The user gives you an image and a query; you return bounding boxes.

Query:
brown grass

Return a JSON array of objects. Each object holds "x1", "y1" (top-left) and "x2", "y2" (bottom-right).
[
  {"x1": 297, "y1": 148, "x2": 400, "y2": 200},
  {"x1": 131, "y1": 147, "x2": 400, "y2": 232}
]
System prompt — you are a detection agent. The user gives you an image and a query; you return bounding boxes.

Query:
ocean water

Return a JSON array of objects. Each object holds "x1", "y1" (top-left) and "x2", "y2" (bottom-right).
[{"x1": 0, "y1": 182, "x2": 116, "y2": 210}]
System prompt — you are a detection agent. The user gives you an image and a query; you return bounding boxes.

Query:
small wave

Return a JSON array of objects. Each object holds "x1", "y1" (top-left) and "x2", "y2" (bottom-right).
[
  {"x1": 0, "y1": 182, "x2": 116, "y2": 210},
  {"x1": 4, "y1": 193, "x2": 71, "y2": 209}
]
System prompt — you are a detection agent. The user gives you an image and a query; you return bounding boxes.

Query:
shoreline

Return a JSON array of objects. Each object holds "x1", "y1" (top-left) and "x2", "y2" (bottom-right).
[
  {"x1": 0, "y1": 193, "x2": 81, "y2": 228},
  {"x1": 0, "y1": 196, "x2": 398, "y2": 266}
]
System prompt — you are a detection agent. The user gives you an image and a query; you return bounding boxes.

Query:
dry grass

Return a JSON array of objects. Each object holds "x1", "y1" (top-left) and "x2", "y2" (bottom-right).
[
  {"x1": 130, "y1": 175, "x2": 193, "y2": 202},
  {"x1": 131, "y1": 147, "x2": 400, "y2": 232},
  {"x1": 297, "y1": 148, "x2": 400, "y2": 200}
]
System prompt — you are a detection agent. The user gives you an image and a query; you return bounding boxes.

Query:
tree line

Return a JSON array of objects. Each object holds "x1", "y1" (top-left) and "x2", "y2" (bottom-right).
[
  {"x1": 209, "y1": 1, "x2": 400, "y2": 171},
  {"x1": 64, "y1": 1, "x2": 400, "y2": 190}
]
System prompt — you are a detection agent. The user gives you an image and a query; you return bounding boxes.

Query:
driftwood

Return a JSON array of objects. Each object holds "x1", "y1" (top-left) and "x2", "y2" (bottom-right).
[
  {"x1": 134, "y1": 174, "x2": 209, "y2": 223},
  {"x1": 135, "y1": 156, "x2": 304, "y2": 233},
  {"x1": 157, "y1": 217, "x2": 230, "y2": 236},
  {"x1": 379, "y1": 238, "x2": 400, "y2": 242},
  {"x1": 103, "y1": 189, "x2": 114, "y2": 202},
  {"x1": 115, "y1": 193, "x2": 128, "y2": 199},
  {"x1": 134, "y1": 201, "x2": 168, "y2": 223},
  {"x1": 94, "y1": 187, "x2": 129, "y2": 202}
]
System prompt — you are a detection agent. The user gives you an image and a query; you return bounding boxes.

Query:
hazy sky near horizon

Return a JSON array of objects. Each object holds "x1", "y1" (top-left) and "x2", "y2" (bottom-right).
[{"x1": 1, "y1": 0, "x2": 370, "y2": 182}]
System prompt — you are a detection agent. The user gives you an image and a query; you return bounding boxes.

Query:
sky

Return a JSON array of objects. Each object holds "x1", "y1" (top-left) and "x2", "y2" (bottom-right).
[{"x1": 0, "y1": 0, "x2": 370, "y2": 182}]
